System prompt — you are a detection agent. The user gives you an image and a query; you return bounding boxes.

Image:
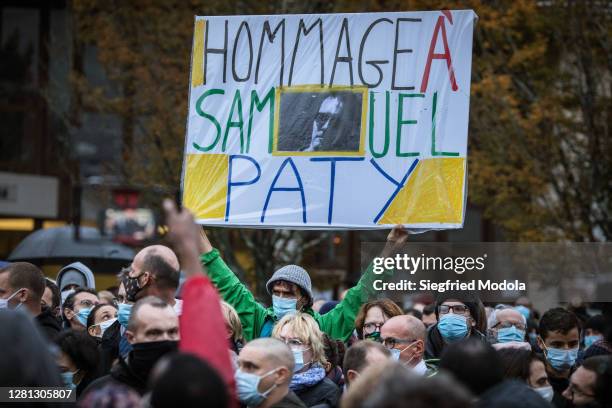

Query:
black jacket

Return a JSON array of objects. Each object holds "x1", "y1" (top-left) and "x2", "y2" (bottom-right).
[
  {"x1": 294, "y1": 377, "x2": 340, "y2": 408},
  {"x1": 98, "y1": 320, "x2": 121, "y2": 375},
  {"x1": 35, "y1": 307, "x2": 61, "y2": 341},
  {"x1": 548, "y1": 374, "x2": 570, "y2": 408},
  {"x1": 425, "y1": 323, "x2": 487, "y2": 359},
  {"x1": 82, "y1": 356, "x2": 148, "y2": 397},
  {"x1": 75, "y1": 369, "x2": 102, "y2": 399}
]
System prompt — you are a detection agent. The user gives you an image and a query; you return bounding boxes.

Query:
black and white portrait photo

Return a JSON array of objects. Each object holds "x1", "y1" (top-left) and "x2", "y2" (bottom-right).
[{"x1": 276, "y1": 90, "x2": 364, "y2": 153}]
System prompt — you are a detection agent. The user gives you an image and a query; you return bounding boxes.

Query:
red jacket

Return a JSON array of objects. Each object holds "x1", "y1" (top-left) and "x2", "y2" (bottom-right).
[{"x1": 179, "y1": 274, "x2": 236, "y2": 406}]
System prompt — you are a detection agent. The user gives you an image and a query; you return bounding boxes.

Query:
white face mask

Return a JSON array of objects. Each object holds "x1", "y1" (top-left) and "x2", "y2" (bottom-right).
[
  {"x1": 90, "y1": 318, "x2": 117, "y2": 338},
  {"x1": 0, "y1": 288, "x2": 26, "y2": 310},
  {"x1": 532, "y1": 385, "x2": 554, "y2": 402}
]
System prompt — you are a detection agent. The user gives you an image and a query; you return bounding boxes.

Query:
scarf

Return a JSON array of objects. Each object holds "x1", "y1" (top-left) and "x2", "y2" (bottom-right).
[{"x1": 289, "y1": 364, "x2": 326, "y2": 392}]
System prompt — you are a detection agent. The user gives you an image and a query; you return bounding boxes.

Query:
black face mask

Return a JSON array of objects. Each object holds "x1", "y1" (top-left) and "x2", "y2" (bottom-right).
[
  {"x1": 129, "y1": 340, "x2": 178, "y2": 381},
  {"x1": 124, "y1": 275, "x2": 142, "y2": 303}
]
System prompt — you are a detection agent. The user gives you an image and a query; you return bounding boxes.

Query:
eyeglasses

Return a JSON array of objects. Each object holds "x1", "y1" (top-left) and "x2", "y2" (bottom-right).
[
  {"x1": 281, "y1": 338, "x2": 308, "y2": 350},
  {"x1": 382, "y1": 337, "x2": 417, "y2": 349},
  {"x1": 566, "y1": 383, "x2": 595, "y2": 400},
  {"x1": 495, "y1": 321, "x2": 526, "y2": 331},
  {"x1": 77, "y1": 299, "x2": 97, "y2": 308},
  {"x1": 363, "y1": 322, "x2": 385, "y2": 333},
  {"x1": 438, "y1": 305, "x2": 469, "y2": 315}
]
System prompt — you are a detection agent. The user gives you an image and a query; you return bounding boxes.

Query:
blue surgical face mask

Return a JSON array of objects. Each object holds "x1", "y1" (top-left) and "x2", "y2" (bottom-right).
[
  {"x1": 292, "y1": 347, "x2": 311, "y2": 372},
  {"x1": 543, "y1": 343, "x2": 578, "y2": 371},
  {"x1": 438, "y1": 314, "x2": 469, "y2": 342},
  {"x1": 0, "y1": 288, "x2": 26, "y2": 310},
  {"x1": 61, "y1": 371, "x2": 77, "y2": 390},
  {"x1": 496, "y1": 326, "x2": 526, "y2": 343},
  {"x1": 235, "y1": 368, "x2": 278, "y2": 407},
  {"x1": 75, "y1": 307, "x2": 92, "y2": 327},
  {"x1": 272, "y1": 296, "x2": 297, "y2": 320},
  {"x1": 584, "y1": 334, "x2": 602, "y2": 349},
  {"x1": 389, "y1": 341, "x2": 417, "y2": 364},
  {"x1": 515, "y1": 305, "x2": 530, "y2": 321},
  {"x1": 117, "y1": 303, "x2": 133, "y2": 327}
]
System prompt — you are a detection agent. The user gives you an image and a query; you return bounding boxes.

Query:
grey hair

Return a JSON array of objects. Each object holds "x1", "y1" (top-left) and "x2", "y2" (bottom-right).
[{"x1": 488, "y1": 304, "x2": 527, "y2": 329}]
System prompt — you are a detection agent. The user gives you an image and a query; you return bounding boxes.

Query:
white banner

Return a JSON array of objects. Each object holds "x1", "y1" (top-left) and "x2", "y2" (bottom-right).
[{"x1": 182, "y1": 10, "x2": 477, "y2": 230}]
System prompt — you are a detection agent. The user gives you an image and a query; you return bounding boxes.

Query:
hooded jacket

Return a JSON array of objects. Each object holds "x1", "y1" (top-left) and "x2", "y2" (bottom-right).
[
  {"x1": 200, "y1": 248, "x2": 393, "y2": 342},
  {"x1": 56, "y1": 262, "x2": 96, "y2": 291}
]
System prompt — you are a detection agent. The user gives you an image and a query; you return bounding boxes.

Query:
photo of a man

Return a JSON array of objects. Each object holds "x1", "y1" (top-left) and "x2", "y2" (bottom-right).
[{"x1": 276, "y1": 90, "x2": 363, "y2": 153}]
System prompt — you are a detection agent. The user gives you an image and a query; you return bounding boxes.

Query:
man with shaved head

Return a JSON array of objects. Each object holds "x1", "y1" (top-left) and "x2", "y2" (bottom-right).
[
  {"x1": 236, "y1": 337, "x2": 306, "y2": 408},
  {"x1": 126, "y1": 245, "x2": 182, "y2": 315},
  {"x1": 381, "y1": 315, "x2": 436, "y2": 376},
  {"x1": 83, "y1": 296, "x2": 179, "y2": 395}
]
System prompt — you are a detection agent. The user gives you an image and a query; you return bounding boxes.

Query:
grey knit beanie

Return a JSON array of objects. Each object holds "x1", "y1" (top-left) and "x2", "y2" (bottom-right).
[{"x1": 266, "y1": 265, "x2": 313, "y2": 305}]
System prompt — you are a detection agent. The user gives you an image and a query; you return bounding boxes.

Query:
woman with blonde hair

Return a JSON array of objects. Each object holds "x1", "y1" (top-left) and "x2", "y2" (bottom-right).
[
  {"x1": 273, "y1": 312, "x2": 340, "y2": 407},
  {"x1": 221, "y1": 301, "x2": 244, "y2": 354}
]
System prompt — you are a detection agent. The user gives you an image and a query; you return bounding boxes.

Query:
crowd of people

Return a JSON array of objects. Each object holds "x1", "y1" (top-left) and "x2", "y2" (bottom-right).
[{"x1": 0, "y1": 199, "x2": 611, "y2": 408}]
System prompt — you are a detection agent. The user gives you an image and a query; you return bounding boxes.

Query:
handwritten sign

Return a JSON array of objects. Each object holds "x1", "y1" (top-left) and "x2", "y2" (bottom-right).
[{"x1": 182, "y1": 10, "x2": 477, "y2": 229}]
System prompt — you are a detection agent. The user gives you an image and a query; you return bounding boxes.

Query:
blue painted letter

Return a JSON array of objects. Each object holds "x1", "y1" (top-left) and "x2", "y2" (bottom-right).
[
  {"x1": 310, "y1": 157, "x2": 365, "y2": 224},
  {"x1": 261, "y1": 158, "x2": 307, "y2": 223},
  {"x1": 226, "y1": 155, "x2": 261, "y2": 222}
]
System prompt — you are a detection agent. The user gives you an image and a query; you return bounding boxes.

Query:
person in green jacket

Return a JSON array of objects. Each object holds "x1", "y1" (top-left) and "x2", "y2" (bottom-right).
[{"x1": 198, "y1": 226, "x2": 408, "y2": 342}]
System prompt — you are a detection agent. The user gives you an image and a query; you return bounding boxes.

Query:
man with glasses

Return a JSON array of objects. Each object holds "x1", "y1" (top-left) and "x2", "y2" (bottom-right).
[
  {"x1": 380, "y1": 315, "x2": 436, "y2": 376},
  {"x1": 62, "y1": 288, "x2": 99, "y2": 331},
  {"x1": 489, "y1": 306, "x2": 530, "y2": 350},
  {"x1": 562, "y1": 355, "x2": 612, "y2": 407},
  {"x1": 303, "y1": 95, "x2": 344, "y2": 152},
  {"x1": 425, "y1": 292, "x2": 486, "y2": 360},
  {"x1": 111, "y1": 271, "x2": 138, "y2": 358}
]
